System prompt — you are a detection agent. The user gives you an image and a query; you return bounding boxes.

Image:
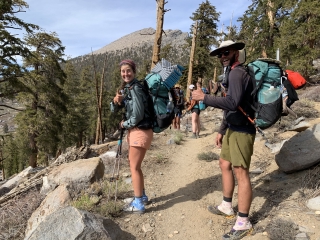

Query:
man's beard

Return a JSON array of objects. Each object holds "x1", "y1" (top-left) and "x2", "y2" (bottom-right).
[{"x1": 229, "y1": 54, "x2": 237, "y2": 66}]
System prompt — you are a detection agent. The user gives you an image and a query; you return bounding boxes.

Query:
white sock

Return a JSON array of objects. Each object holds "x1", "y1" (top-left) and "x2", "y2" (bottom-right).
[
  {"x1": 217, "y1": 200, "x2": 233, "y2": 215},
  {"x1": 233, "y1": 216, "x2": 252, "y2": 230}
]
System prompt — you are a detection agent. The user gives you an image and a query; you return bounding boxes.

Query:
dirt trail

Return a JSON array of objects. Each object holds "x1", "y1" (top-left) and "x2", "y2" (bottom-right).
[
  {"x1": 115, "y1": 108, "x2": 320, "y2": 240},
  {"x1": 145, "y1": 119, "x2": 222, "y2": 239}
]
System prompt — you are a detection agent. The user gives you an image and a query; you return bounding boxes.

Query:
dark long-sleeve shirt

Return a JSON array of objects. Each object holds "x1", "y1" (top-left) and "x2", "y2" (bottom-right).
[{"x1": 203, "y1": 66, "x2": 256, "y2": 135}]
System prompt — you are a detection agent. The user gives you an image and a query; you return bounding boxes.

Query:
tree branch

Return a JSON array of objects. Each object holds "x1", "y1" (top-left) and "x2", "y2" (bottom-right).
[{"x1": 0, "y1": 105, "x2": 24, "y2": 111}]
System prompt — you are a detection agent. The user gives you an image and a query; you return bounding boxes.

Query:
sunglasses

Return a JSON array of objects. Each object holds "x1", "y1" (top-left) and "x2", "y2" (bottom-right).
[{"x1": 217, "y1": 50, "x2": 231, "y2": 58}]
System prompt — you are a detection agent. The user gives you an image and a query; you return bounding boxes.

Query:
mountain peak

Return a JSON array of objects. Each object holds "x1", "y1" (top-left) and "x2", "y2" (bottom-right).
[{"x1": 92, "y1": 28, "x2": 188, "y2": 55}]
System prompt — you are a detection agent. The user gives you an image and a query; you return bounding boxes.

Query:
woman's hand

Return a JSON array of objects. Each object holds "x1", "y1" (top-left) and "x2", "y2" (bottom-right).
[
  {"x1": 215, "y1": 133, "x2": 223, "y2": 148},
  {"x1": 119, "y1": 120, "x2": 125, "y2": 129},
  {"x1": 113, "y1": 92, "x2": 124, "y2": 105}
]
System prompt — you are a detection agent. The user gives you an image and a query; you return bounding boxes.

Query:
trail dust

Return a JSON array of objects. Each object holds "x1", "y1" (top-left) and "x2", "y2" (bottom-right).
[{"x1": 113, "y1": 107, "x2": 320, "y2": 240}]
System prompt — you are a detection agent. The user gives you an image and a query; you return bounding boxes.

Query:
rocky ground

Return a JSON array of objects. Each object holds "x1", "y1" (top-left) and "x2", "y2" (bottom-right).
[
  {"x1": 1, "y1": 87, "x2": 320, "y2": 240},
  {"x1": 107, "y1": 99, "x2": 320, "y2": 240}
]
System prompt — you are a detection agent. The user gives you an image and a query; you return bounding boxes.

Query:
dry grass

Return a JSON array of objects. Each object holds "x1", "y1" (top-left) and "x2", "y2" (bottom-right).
[
  {"x1": 291, "y1": 98, "x2": 319, "y2": 118},
  {"x1": 0, "y1": 187, "x2": 44, "y2": 240},
  {"x1": 265, "y1": 218, "x2": 299, "y2": 240},
  {"x1": 299, "y1": 163, "x2": 320, "y2": 199},
  {"x1": 298, "y1": 86, "x2": 320, "y2": 102},
  {"x1": 171, "y1": 130, "x2": 184, "y2": 145},
  {"x1": 70, "y1": 178, "x2": 130, "y2": 218},
  {"x1": 197, "y1": 151, "x2": 220, "y2": 162}
]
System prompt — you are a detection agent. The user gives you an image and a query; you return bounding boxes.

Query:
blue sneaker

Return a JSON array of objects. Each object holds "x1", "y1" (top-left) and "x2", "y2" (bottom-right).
[
  {"x1": 123, "y1": 197, "x2": 145, "y2": 214},
  {"x1": 123, "y1": 194, "x2": 149, "y2": 205}
]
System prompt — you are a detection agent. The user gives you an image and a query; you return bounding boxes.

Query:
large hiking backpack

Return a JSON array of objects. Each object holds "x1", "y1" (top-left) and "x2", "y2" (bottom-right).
[
  {"x1": 245, "y1": 58, "x2": 284, "y2": 129},
  {"x1": 141, "y1": 59, "x2": 184, "y2": 133}
]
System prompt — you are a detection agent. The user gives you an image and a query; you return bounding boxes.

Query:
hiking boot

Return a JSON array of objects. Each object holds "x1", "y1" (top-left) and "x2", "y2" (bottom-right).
[
  {"x1": 190, "y1": 133, "x2": 197, "y2": 139},
  {"x1": 222, "y1": 228, "x2": 253, "y2": 240},
  {"x1": 123, "y1": 195, "x2": 149, "y2": 205},
  {"x1": 207, "y1": 205, "x2": 236, "y2": 219},
  {"x1": 222, "y1": 221, "x2": 253, "y2": 240},
  {"x1": 123, "y1": 197, "x2": 145, "y2": 214}
]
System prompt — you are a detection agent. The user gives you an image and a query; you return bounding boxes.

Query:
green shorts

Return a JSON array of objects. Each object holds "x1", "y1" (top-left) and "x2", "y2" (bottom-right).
[{"x1": 220, "y1": 129, "x2": 255, "y2": 168}]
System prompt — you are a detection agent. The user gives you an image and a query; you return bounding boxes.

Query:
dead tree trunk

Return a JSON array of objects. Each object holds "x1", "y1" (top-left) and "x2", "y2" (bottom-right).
[
  {"x1": 91, "y1": 52, "x2": 100, "y2": 145},
  {"x1": 92, "y1": 52, "x2": 107, "y2": 145},
  {"x1": 98, "y1": 54, "x2": 108, "y2": 144},
  {"x1": 186, "y1": 21, "x2": 198, "y2": 101},
  {"x1": 262, "y1": 0, "x2": 275, "y2": 58},
  {"x1": 0, "y1": 150, "x2": 5, "y2": 180},
  {"x1": 151, "y1": 0, "x2": 165, "y2": 69},
  {"x1": 209, "y1": 67, "x2": 217, "y2": 94}
]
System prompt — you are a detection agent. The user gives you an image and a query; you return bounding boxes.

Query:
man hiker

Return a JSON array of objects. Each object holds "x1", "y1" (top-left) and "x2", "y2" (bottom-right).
[{"x1": 191, "y1": 40, "x2": 256, "y2": 240}]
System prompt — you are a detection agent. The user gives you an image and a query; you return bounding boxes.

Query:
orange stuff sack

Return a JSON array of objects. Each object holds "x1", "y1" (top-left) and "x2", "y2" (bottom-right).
[{"x1": 285, "y1": 70, "x2": 306, "y2": 89}]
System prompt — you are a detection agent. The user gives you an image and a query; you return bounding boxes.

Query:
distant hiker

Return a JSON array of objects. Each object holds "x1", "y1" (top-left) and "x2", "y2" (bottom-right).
[
  {"x1": 172, "y1": 84, "x2": 184, "y2": 130},
  {"x1": 192, "y1": 40, "x2": 255, "y2": 239},
  {"x1": 186, "y1": 83, "x2": 201, "y2": 138},
  {"x1": 112, "y1": 59, "x2": 153, "y2": 214}
]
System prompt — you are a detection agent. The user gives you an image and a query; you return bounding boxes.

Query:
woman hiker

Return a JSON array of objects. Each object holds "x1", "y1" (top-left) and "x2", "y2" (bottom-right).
[{"x1": 112, "y1": 59, "x2": 153, "y2": 214}]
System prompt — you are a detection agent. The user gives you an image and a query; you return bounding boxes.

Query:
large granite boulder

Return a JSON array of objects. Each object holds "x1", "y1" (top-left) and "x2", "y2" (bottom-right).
[
  {"x1": 275, "y1": 123, "x2": 320, "y2": 173},
  {"x1": 25, "y1": 206, "x2": 111, "y2": 240}
]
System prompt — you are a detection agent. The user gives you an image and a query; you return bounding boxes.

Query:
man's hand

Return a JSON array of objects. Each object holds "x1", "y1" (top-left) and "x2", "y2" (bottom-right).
[
  {"x1": 215, "y1": 133, "x2": 223, "y2": 148},
  {"x1": 191, "y1": 89, "x2": 205, "y2": 101}
]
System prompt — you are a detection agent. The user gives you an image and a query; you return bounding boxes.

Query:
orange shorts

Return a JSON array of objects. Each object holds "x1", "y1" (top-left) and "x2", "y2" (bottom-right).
[{"x1": 127, "y1": 127, "x2": 153, "y2": 149}]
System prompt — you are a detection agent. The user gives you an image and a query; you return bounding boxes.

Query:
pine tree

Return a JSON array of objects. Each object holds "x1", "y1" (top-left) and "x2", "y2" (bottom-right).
[
  {"x1": 188, "y1": 0, "x2": 220, "y2": 82},
  {"x1": 238, "y1": 0, "x2": 282, "y2": 60},
  {"x1": 276, "y1": 0, "x2": 320, "y2": 77},
  {"x1": 0, "y1": 0, "x2": 39, "y2": 100},
  {"x1": 15, "y1": 32, "x2": 68, "y2": 167}
]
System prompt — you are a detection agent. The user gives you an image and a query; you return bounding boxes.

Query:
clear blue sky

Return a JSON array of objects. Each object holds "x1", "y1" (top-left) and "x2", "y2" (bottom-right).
[{"x1": 16, "y1": 0, "x2": 252, "y2": 58}]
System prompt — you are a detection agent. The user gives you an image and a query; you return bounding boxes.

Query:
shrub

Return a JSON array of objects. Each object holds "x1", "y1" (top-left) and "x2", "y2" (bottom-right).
[{"x1": 197, "y1": 151, "x2": 219, "y2": 162}]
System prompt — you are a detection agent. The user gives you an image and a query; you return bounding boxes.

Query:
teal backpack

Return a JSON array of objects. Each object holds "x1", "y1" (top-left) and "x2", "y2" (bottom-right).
[
  {"x1": 139, "y1": 59, "x2": 185, "y2": 133},
  {"x1": 245, "y1": 58, "x2": 284, "y2": 129}
]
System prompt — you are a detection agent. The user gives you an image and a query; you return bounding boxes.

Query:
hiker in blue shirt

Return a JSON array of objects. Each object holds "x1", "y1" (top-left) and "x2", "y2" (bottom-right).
[
  {"x1": 186, "y1": 84, "x2": 201, "y2": 138},
  {"x1": 113, "y1": 59, "x2": 153, "y2": 214},
  {"x1": 191, "y1": 41, "x2": 255, "y2": 240}
]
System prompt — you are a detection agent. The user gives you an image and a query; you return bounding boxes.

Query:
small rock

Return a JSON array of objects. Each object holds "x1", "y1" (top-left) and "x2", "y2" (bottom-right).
[
  {"x1": 299, "y1": 226, "x2": 315, "y2": 234},
  {"x1": 168, "y1": 234, "x2": 174, "y2": 238},
  {"x1": 125, "y1": 177, "x2": 132, "y2": 184},
  {"x1": 315, "y1": 211, "x2": 320, "y2": 215},
  {"x1": 295, "y1": 232, "x2": 309, "y2": 239},
  {"x1": 293, "y1": 116, "x2": 305, "y2": 125},
  {"x1": 289, "y1": 121, "x2": 311, "y2": 132},
  {"x1": 306, "y1": 196, "x2": 320, "y2": 211},
  {"x1": 174, "y1": 231, "x2": 179, "y2": 234},
  {"x1": 142, "y1": 223, "x2": 153, "y2": 233},
  {"x1": 167, "y1": 139, "x2": 175, "y2": 145},
  {"x1": 262, "y1": 231, "x2": 268, "y2": 236},
  {"x1": 250, "y1": 168, "x2": 264, "y2": 174},
  {"x1": 124, "y1": 218, "x2": 131, "y2": 222},
  {"x1": 122, "y1": 172, "x2": 131, "y2": 177}
]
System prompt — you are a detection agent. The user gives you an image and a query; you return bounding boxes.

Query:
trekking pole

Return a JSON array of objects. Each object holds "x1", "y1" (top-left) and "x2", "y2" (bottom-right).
[
  {"x1": 107, "y1": 126, "x2": 125, "y2": 203},
  {"x1": 114, "y1": 127, "x2": 124, "y2": 202},
  {"x1": 237, "y1": 106, "x2": 267, "y2": 138}
]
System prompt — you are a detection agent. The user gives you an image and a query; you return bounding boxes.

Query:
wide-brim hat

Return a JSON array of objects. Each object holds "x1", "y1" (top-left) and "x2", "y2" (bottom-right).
[
  {"x1": 210, "y1": 40, "x2": 245, "y2": 56},
  {"x1": 189, "y1": 84, "x2": 195, "y2": 90},
  {"x1": 174, "y1": 84, "x2": 181, "y2": 88}
]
